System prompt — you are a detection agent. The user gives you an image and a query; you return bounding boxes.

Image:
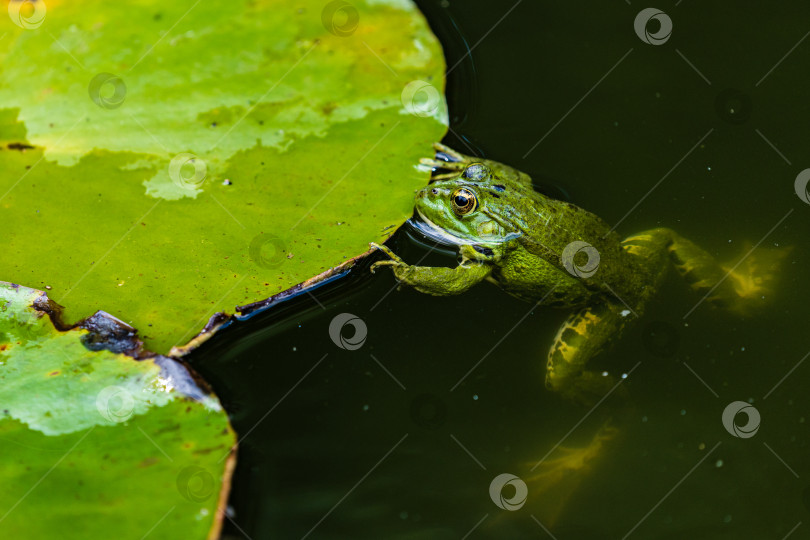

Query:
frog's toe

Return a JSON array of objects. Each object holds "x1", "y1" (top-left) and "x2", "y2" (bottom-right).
[
  {"x1": 369, "y1": 242, "x2": 403, "y2": 261},
  {"x1": 419, "y1": 157, "x2": 467, "y2": 171},
  {"x1": 430, "y1": 172, "x2": 463, "y2": 181},
  {"x1": 369, "y1": 260, "x2": 399, "y2": 274},
  {"x1": 432, "y1": 142, "x2": 467, "y2": 162}
]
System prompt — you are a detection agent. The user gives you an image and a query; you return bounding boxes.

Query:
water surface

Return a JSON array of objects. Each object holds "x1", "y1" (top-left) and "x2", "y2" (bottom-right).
[{"x1": 192, "y1": 2, "x2": 810, "y2": 537}]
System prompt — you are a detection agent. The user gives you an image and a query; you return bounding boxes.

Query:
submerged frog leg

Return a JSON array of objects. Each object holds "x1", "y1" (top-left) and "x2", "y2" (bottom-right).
[
  {"x1": 537, "y1": 307, "x2": 629, "y2": 525},
  {"x1": 622, "y1": 228, "x2": 790, "y2": 314},
  {"x1": 545, "y1": 303, "x2": 632, "y2": 406}
]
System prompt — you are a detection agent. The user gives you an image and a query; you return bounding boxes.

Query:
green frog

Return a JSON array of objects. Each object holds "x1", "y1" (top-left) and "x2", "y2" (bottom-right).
[{"x1": 371, "y1": 143, "x2": 782, "y2": 405}]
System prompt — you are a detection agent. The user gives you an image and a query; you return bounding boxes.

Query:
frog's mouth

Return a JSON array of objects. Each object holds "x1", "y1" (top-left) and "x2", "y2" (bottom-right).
[{"x1": 408, "y1": 209, "x2": 473, "y2": 247}]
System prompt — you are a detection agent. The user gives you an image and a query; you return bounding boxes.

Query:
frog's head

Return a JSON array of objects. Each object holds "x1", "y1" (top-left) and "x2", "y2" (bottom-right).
[{"x1": 411, "y1": 162, "x2": 524, "y2": 248}]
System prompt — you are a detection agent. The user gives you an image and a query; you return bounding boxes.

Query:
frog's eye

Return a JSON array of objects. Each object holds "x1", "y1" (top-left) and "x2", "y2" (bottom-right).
[
  {"x1": 462, "y1": 163, "x2": 490, "y2": 181},
  {"x1": 451, "y1": 188, "x2": 478, "y2": 216}
]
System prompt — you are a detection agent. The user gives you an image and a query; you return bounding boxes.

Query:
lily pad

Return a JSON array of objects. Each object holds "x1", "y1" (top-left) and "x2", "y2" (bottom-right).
[
  {"x1": 0, "y1": 281, "x2": 236, "y2": 539},
  {"x1": 0, "y1": 0, "x2": 447, "y2": 353}
]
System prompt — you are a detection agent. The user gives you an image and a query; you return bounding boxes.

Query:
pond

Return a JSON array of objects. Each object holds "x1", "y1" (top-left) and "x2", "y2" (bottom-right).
[{"x1": 191, "y1": 1, "x2": 810, "y2": 538}]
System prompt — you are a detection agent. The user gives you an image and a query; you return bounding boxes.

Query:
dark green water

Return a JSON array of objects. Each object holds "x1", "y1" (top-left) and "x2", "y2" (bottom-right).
[{"x1": 191, "y1": 1, "x2": 810, "y2": 538}]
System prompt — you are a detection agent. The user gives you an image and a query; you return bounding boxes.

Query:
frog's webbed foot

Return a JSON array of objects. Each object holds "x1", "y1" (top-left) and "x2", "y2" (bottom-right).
[
  {"x1": 419, "y1": 142, "x2": 476, "y2": 178},
  {"x1": 421, "y1": 142, "x2": 537, "y2": 190},
  {"x1": 369, "y1": 259, "x2": 402, "y2": 274},
  {"x1": 419, "y1": 157, "x2": 468, "y2": 172},
  {"x1": 431, "y1": 142, "x2": 468, "y2": 163},
  {"x1": 525, "y1": 421, "x2": 619, "y2": 527},
  {"x1": 665, "y1": 233, "x2": 790, "y2": 314},
  {"x1": 720, "y1": 242, "x2": 792, "y2": 314}
]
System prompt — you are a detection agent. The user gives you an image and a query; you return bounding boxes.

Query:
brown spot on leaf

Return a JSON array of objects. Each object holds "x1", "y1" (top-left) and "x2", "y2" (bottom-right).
[
  {"x1": 7, "y1": 142, "x2": 34, "y2": 151},
  {"x1": 139, "y1": 457, "x2": 159, "y2": 468},
  {"x1": 322, "y1": 102, "x2": 337, "y2": 115}
]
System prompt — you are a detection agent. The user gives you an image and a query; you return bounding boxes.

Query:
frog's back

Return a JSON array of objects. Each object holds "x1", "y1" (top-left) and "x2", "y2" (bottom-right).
[{"x1": 510, "y1": 191, "x2": 647, "y2": 307}]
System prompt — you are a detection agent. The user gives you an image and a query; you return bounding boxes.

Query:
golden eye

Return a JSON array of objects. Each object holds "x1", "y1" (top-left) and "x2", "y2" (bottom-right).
[{"x1": 451, "y1": 188, "x2": 477, "y2": 215}]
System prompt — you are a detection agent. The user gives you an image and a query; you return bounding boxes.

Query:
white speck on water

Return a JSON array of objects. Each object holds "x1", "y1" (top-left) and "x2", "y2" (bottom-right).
[
  {"x1": 740, "y1": 346, "x2": 745, "y2": 351},
  {"x1": 620, "y1": 309, "x2": 631, "y2": 317},
  {"x1": 707, "y1": 166, "x2": 712, "y2": 171},
  {"x1": 680, "y1": 409, "x2": 687, "y2": 416},
  {"x1": 292, "y1": 347, "x2": 297, "y2": 352},
  {"x1": 362, "y1": 404, "x2": 369, "y2": 411},
  {"x1": 621, "y1": 373, "x2": 628, "y2": 379},
  {"x1": 715, "y1": 459, "x2": 724, "y2": 468},
  {"x1": 602, "y1": 371, "x2": 609, "y2": 377},
  {"x1": 473, "y1": 394, "x2": 478, "y2": 400}
]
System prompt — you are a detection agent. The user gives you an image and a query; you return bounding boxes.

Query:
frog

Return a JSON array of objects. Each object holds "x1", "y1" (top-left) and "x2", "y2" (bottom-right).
[
  {"x1": 371, "y1": 143, "x2": 783, "y2": 406},
  {"x1": 369, "y1": 142, "x2": 787, "y2": 526}
]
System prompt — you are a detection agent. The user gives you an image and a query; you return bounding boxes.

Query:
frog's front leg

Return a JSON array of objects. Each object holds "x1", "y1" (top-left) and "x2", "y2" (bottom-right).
[
  {"x1": 370, "y1": 243, "x2": 492, "y2": 296},
  {"x1": 545, "y1": 303, "x2": 633, "y2": 405}
]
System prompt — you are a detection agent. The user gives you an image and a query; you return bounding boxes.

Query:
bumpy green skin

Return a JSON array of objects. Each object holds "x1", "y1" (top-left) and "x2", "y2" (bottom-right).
[
  {"x1": 376, "y1": 149, "x2": 651, "y2": 306},
  {"x1": 372, "y1": 144, "x2": 738, "y2": 404}
]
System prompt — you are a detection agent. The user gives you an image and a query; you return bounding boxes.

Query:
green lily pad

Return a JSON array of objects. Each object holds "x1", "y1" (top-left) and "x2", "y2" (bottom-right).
[
  {"x1": 0, "y1": 0, "x2": 447, "y2": 353},
  {"x1": 0, "y1": 281, "x2": 236, "y2": 538}
]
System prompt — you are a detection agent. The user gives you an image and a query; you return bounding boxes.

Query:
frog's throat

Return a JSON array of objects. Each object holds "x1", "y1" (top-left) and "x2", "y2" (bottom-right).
[
  {"x1": 412, "y1": 208, "x2": 473, "y2": 246},
  {"x1": 412, "y1": 208, "x2": 521, "y2": 246}
]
